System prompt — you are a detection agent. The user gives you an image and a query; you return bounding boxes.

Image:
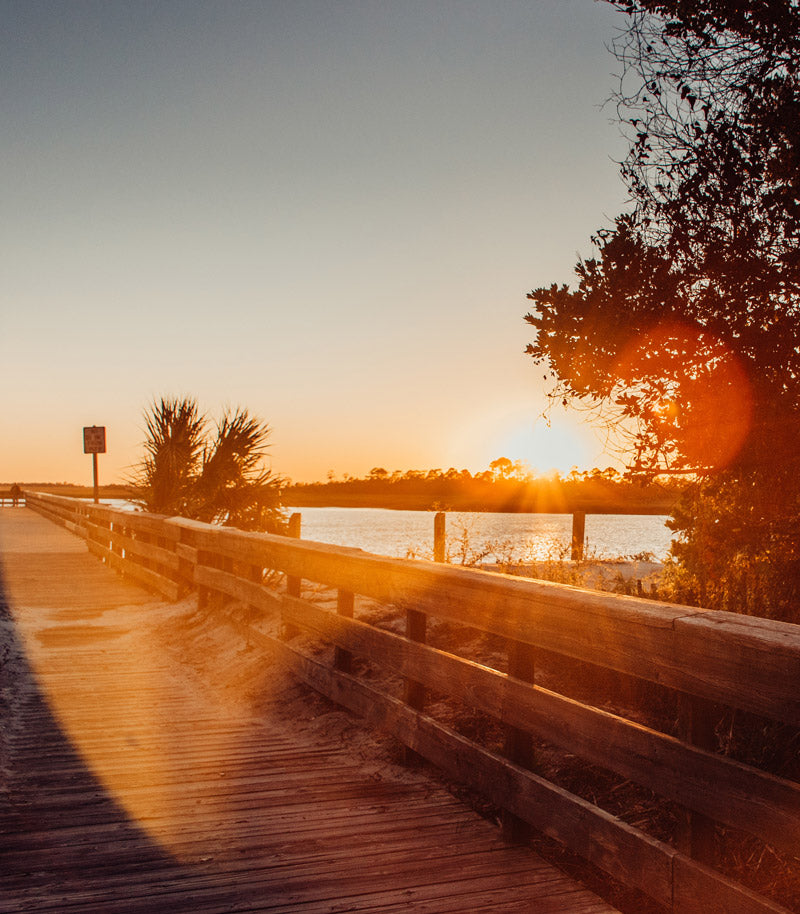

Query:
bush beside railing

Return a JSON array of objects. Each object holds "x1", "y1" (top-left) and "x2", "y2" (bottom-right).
[{"x1": 24, "y1": 490, "x2": 800, "y2": 914}]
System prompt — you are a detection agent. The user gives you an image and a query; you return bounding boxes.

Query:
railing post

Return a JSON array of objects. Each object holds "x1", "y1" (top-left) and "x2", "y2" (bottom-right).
[
  {"x1": 400, "y1": 514, "x2": 444, "y2": 741},
  {"x1": 138, "y1": 527, "x2": 153, "y2": 573},
  {"x1": 208, "y1": 550, "x2": 228, "y2": 608},
  {"x1": 282, "y1": 512, "x2": 302, "y2": 638},
  {"x1": 433, "y1": 511, "x2": 446, "y2": 563},
  {"x1": 502, "y1": 640, "x2": 536, "y2": 843},
  {"x1": 197, "y1": 547, "x2": 211, "y2": 609},
  {"x1": 334, "y1": 590, "x2": 355, "y2": 673},
  {"x1": 86, "y1": 506, "x2": 109, "y2": 563},
  {"x1": 571, "y1": 510, "x2": 586, "y2": 561},
  {"x1": 176, "y1": 524, "x2": 198, "y2": 599},
  {"x1": 677, "y1": 693, "x2": 718, "y2": 863},
  {"x1": 286, "y1": 512, "x2": 302, "y2": 598},
  {"x1": 402, "y1": 606, "x2": 427, "y2": 765},
  {"x1": 404, "y1": 609, "x2": 427, "y2": 711},
  {"x1": 109, "y1": 518, "x2": 123, "y2": 570}
]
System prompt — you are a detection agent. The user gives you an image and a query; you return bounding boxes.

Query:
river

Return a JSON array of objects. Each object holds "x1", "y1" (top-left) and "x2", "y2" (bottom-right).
[{"x1": 285, "y1": 507, "x2": 673, "y2": 563}]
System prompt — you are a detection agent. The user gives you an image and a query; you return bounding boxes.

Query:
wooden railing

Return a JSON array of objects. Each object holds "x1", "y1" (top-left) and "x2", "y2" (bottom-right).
[
  {"x1": 25, "y1": 490, "x2": 800, "y2": 914},
  {"x1": 0, "y1": 489, "x2": 26, "y2": 507}
]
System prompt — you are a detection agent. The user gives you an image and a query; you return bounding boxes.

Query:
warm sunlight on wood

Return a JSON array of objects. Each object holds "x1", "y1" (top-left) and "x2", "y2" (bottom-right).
[{"x1": 11, "y1": 598, "x2": 250, "y2": 860}]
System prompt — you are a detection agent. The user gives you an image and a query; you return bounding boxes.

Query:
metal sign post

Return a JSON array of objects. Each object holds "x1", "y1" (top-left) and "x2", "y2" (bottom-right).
[{"x1": 83, "y1": 426, "x2": 106, "y2": 504}]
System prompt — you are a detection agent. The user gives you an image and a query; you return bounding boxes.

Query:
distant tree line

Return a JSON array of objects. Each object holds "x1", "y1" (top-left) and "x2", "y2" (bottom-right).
[{"x1": 285, "y1": 460, "x2": 681, "y2": 513}]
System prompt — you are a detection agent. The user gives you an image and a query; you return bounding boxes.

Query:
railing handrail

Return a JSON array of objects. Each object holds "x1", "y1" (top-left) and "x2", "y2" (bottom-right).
[{"x1": 23, "y1": 489, "x2": 800, "y2": 725}]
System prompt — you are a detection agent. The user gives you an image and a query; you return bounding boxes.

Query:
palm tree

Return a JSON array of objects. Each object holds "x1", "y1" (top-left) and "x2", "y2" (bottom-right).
[
  {"x1": 194, "y1": 408, "x2": 284, "y2": 531},
  {"x1": 132, "y1": 397, "x2": 285, "y2": 532},
  {"x1": 135, "y1": 397, "x2": 205, "y2": 516}
]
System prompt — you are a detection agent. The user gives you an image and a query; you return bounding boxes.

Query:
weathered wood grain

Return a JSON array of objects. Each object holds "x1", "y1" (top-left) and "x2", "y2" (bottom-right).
[
  {"x1": 282, "y1": 597, "x2": 800, "y2": 857},
  {"x1": 672, "y1": 857, "x2": 791, "y2": 914},
  {"x1": 101, "y1": 526, "x2": 181, "y2": 570},
  {"x1": 270, "y1": 633, "x2": 797, "y2": 914},
  {"x1": 162, "y1": 514, "x2": 800, "y2": 724},
  {"x1": 271, "y1": 637, "x2": 677, "y2": 908}
]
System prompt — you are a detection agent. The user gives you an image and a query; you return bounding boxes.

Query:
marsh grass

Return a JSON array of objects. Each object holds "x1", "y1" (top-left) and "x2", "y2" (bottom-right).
[{"x1": 404, "y1": 517, "x2": 664, "y2": 599}]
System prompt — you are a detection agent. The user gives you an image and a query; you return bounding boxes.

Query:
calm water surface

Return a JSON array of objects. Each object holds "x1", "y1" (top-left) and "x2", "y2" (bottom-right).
[
  {"x1": 101, "y1": 500, "x2": 673, "y2": 561},
  {"x1": 286, "y1": 507, "x2": 673, "y2": 562}
]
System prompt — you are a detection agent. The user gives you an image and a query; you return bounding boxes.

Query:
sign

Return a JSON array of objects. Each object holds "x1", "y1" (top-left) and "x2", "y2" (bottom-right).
[{"x1": 83, "y1": 426, "x2": 106, "y2": 454}]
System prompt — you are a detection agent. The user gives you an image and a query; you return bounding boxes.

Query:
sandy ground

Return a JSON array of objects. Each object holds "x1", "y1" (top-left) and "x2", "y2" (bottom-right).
[{"x1": 480, "y1": 559, "x2": 664, "y2": 592}]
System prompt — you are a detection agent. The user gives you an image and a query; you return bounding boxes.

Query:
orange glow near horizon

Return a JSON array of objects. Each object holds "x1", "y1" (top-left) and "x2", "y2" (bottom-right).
[
  {"x1": 0, "y1": 401, "x2": 619, "y2": 489},
  {"x1": 444, "y1": 402, "x2": 616, "y2": 484}
]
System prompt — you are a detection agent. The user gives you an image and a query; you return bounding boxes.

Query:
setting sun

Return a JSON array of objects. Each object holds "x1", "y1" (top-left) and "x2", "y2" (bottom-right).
[{"x1": 447, "y1": 401, "x2": 615, "y2": 479}]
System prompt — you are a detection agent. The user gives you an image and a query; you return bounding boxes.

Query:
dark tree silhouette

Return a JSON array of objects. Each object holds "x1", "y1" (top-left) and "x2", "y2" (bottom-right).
[{"x1": 525, "y1": 1, "x2": 800, "y2": 619}]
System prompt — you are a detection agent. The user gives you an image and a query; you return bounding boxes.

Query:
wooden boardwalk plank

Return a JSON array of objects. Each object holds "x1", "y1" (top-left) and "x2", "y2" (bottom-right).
[{"x1": 0, "y1": 508, "x2": 620, "y2": 913}]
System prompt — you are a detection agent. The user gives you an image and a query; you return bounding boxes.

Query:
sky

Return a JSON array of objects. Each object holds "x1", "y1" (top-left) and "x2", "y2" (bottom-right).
[{"x1": 2, "y1": 0, "x2": 631, "y2": 485}]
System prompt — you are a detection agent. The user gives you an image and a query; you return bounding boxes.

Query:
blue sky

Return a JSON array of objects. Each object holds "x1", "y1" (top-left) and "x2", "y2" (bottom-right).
[{"x1": 2, "y1": 0, "x2": 630, "y2": 484}]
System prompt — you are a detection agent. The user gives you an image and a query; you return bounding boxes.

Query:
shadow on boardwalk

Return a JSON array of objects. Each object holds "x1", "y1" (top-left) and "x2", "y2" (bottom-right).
[{"x1": 0, "y1": 565, "x2": 185, "y2": 910}]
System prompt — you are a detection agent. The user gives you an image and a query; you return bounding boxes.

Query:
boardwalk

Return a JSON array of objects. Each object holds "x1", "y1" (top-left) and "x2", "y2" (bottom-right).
[{"x1": 0, "y1": 508, "x2": 619, "y2": 913}]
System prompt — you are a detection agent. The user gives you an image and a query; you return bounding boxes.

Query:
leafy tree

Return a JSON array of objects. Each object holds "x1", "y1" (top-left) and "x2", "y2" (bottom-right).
[
  {"x1": 525, "y1": 2, "x2": 800, "y2": 620},
  {"x1": 133, "y1": 397, "x2": 285, "y2": 532}
]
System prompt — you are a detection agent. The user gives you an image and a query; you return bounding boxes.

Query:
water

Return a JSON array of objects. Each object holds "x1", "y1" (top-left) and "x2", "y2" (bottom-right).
[
  {"x1": 286, "y1": 507, "x2": 673, "y2": 563},
  {"x1": 94, "y1": 499, "x2": 673, "y2": 562}
]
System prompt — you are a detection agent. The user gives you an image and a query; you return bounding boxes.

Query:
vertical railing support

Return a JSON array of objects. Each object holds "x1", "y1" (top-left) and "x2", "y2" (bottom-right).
[
  {"x1": 502, "y1": 640, "x2": 536, "y2": 843},
  {"x1": 334, "y1": 590, "x2": 355, "y2": 673},
  {"x1": 677, "y1": 694, "x2": 718, "y2": 863},
  {"x1": 404, "y1": 609, "x2": 427, "y2": 710},
  {"x1": 286, "y1": 512, "x2": 302, "y2": 598},
  {"x1": 109, "y1": 518, "x2": 123, "y2": 570},
  {"x1": 133, "y1": 525, "x2": 148, "y2": 573},
  {"x1": 402, "y1": 606, "x2": 428, "y2": 765},
  {"x1": 571, "y1": 510, "x2": 586, "y2": 561},
  {"x1": 176, "y1": 525, "x2": 198, "y2": 599},
  {"x1": 197, "y1": 547, "x2": 211, "y2": 610},
  {"x1": 433, "y1": 511, "x2": 446, "y2": 563},
  {"x1": 400, "y1": 511, "x2": 445, "y2": 759},
  {"x1": 282, "y1": 512, "x2": 302, "y2": 638}
]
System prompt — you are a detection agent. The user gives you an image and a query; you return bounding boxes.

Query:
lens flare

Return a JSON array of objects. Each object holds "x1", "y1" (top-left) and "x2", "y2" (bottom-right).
[{"x1": 615, "y1": 322, "x2": 753, "y2": 470}]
